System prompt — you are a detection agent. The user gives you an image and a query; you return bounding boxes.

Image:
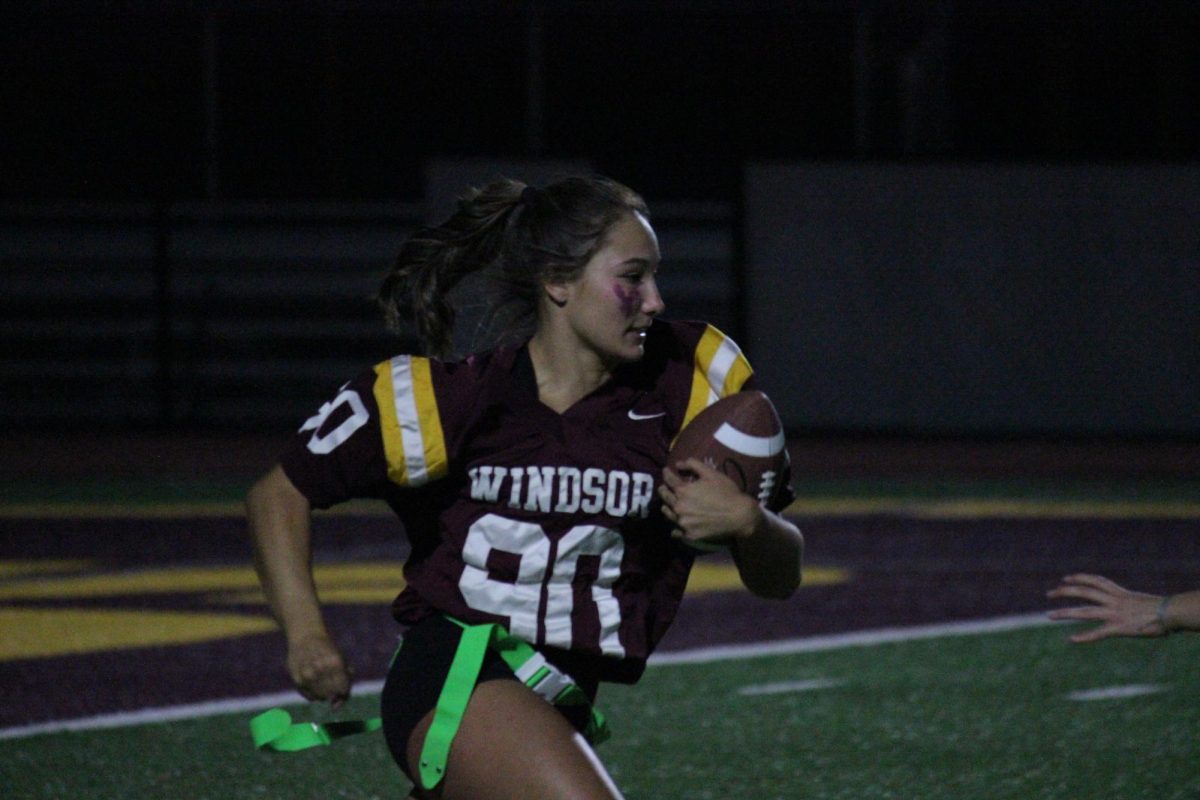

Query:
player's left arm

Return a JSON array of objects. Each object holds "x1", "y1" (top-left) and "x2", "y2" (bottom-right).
[
  {"x1": 729, "y1": 502, "x2": 804, "y2": 600},
  {"x1": 662, "y1": 322, "x2": 803, "y2": 597},
  {"x1": 660, "y1": 458, "x2": 804, "y2": 599}
]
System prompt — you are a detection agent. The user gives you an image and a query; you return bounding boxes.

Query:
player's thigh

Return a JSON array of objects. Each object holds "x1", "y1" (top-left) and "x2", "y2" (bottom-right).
[{"x1": 408, "y1": 679, "x2": 622, "y2": 800}]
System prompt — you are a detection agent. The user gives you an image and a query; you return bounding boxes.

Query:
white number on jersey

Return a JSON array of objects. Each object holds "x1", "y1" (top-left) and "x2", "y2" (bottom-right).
[
  {"x1": 299, "y1": 386, "x2": 370, "y2": 455},
  {"x1": 460, "y1": 513, "x2": 626, "y2": 657}
]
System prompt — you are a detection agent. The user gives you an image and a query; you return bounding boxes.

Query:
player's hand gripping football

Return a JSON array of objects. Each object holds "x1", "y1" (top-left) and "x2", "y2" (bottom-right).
[
  {"x1": 659, "y1": 457, "x2": 763, "y2": 548},
  {"x1": 286, "y1": 630, "x2": 353, "y2": 710}
]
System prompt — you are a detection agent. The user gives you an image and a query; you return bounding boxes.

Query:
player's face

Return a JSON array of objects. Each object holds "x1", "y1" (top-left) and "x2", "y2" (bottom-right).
[{"x1": 557, "y1": 211, "x2": 665, "y2": 365}]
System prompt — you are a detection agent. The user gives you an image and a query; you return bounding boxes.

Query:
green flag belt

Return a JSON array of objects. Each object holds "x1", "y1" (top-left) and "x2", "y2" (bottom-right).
[{"x1": 249, "y1": 617, "x2": 609, "y2": 792}]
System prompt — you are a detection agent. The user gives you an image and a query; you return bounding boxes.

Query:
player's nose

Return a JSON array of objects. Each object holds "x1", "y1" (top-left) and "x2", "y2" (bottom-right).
[{"x1": 642, "y1": 277, "x2": 665, "y2": 317}]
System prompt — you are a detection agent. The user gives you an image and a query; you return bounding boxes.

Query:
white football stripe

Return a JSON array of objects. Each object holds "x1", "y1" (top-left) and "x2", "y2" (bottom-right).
[{"x1": 714, "y1": 422, "x2": 785, "y2": 457}]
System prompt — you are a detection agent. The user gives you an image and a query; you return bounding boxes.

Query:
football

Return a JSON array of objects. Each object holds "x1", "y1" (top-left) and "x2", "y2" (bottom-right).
[{"x1": 667, "y1": 390, "x2": 789, "y2": 546}]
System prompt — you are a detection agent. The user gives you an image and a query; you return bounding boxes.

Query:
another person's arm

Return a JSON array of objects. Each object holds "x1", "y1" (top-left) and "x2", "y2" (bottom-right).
[
  {"x1": 247, "y1": 464, "x2": 351, "y2": 707},
  {"x1": 1047, "y1": 573, "x2": 1200, "y2": 643}
]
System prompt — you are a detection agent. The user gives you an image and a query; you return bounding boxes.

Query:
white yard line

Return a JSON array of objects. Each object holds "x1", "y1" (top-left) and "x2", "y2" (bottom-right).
[
  {"x1": 0, "y1": 613, "x2": 1058, "y2": 741},
  {"x1": 649, "y1": 612, "x2": 1055, "y2": 666},
  {"x1": 1068, "y1": 684, "x2": 1168, "y2": 702},
  {"x1": 737, "y1": 678, "x2": 846, "y2": 696},
  {"x1": 0, "y1": 684, "x2": 386, "y2": 741}
]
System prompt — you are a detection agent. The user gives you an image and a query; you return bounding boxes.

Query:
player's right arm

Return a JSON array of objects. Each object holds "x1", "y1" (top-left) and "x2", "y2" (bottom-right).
[
  {"x1": 247, "y1": 357, "x2": 451, "y2": 706},
  {"x1": 247, "y1": 465, "x2": 351, "y2": 708}
]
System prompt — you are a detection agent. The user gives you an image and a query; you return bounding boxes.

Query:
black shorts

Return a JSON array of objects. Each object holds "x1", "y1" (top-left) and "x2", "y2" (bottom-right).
[{"x1": 380, "y1": 615, "x2": 599, "y2": 783}]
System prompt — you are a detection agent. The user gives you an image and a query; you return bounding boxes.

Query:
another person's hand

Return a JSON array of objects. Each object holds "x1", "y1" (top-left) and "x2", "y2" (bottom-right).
[
  {"x1": 286, "y1": 631, "x2": 353, "y2": 709},
  {"x1": 659, "y1": 457, "x2": 761, "y2": 548},
  {"x1": 1046, "y1": 573, "x2": 1168, "y2": 643}
]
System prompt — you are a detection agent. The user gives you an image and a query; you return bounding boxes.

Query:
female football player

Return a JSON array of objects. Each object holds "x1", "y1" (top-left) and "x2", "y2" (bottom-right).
[
  {"x1": 247, "y1": 175, "x2": 804, "y2": 799},
  {"x1": 1048, "y1": 573, "x2": 1200, "y2": 642}
]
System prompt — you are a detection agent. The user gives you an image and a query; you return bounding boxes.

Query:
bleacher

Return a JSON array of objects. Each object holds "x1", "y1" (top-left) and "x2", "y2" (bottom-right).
[{"x1": 1, "y1": 201, "x2": 737, "y2": 431}]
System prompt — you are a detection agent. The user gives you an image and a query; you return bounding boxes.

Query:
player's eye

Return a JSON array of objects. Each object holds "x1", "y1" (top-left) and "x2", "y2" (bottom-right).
[{"x1": 621, "y1": 263, "x2": 657, "y2": 283}]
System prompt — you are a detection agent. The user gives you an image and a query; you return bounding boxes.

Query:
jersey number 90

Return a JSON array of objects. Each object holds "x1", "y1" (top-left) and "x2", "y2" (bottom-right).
[{"x1": 460, "y1": 513, "x2": 626, "y2": 658}]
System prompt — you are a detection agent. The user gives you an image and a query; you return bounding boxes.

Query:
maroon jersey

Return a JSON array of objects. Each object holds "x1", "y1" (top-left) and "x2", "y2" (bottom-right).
[{"x1": 280, "y1": 318, "x2": 793, "y2": 682}]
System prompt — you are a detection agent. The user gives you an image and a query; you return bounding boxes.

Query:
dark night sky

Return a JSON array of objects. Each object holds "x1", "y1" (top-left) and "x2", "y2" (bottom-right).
[{"x1": 2, "y1": 1, "x2": 1197, "y2": 202}]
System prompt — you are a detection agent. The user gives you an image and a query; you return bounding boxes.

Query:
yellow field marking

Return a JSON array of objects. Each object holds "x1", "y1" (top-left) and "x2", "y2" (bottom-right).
[
  {"x1": 0, "y1": 560, "x2": 92, "y2": 579},
  {"x1": 0, "y1": 559, "x2": 846, "y2": 660},
  {"x1": 214, "y1": 585, "x2": 405, "y2": 606},
  {"x1": 0, "y1": 558, "x2": 840, "y2": 603},
  {"x1": 0, "y1": 502, "x2": 244, "y2": 518},
  {"x1": 0, "y1": 608, "x2": 276, "y2": 661},
  {"x1": 686, "y1": 562, "x2": 849, "y2": 593},
  {"x1": 0, "y1": 499, "x2": 387, "y2": 519},
  {"x1": 0, "y1": 562, "x2": 404, "y2": 601}
]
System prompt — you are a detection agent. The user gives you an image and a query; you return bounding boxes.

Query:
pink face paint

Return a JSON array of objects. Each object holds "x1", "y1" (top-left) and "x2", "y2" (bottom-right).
[{"x1": 612, "y1": 282, "x2": 640, "y2": 318}]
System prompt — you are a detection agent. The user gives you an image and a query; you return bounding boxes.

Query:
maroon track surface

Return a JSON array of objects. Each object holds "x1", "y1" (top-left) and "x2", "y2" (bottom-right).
[
  {"x1": 3, "y1": 432, "x2": 1197, "y2": 729},
  {"x1": 4, "y1": 510, "x2": 1200, "y2": 730}
]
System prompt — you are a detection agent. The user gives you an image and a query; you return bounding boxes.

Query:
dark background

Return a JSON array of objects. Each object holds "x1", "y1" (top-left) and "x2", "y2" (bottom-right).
[
  {"x1": 2, "y1": 0, "x2": 1198, "y2": 445},
  {"x1": 4, "y1": 1, "x2": 1197, "y2": 203}
]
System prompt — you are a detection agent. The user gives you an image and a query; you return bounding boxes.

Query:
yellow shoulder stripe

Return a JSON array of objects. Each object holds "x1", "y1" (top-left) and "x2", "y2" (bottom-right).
[
  {"x1": 682, "y1": 324, "x2": 753, "y2": 430},
  {"x1": 373, "y1": 356, "x2": 448, "y2": 487}
]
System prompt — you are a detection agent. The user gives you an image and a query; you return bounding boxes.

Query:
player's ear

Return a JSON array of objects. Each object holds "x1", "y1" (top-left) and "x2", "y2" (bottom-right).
[{"x1": 543, "y1": 276, "x2": 570, "y2": 308}]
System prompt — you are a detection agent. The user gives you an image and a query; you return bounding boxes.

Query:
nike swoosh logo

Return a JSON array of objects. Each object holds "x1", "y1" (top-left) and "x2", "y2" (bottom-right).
[{"x1": 627, "y1": 410, "x2": 666, "y2": 421}]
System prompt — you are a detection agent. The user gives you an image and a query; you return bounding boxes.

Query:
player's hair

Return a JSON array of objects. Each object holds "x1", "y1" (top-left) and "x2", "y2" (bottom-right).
[{"x1": 378, "y1": 174, "x2": 649, "y2": 357}]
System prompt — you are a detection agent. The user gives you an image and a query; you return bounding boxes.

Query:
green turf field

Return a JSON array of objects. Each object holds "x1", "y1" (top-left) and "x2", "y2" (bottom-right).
[{"x1": 7, "y1": 622, "x2": 1199, "y2": 799}]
